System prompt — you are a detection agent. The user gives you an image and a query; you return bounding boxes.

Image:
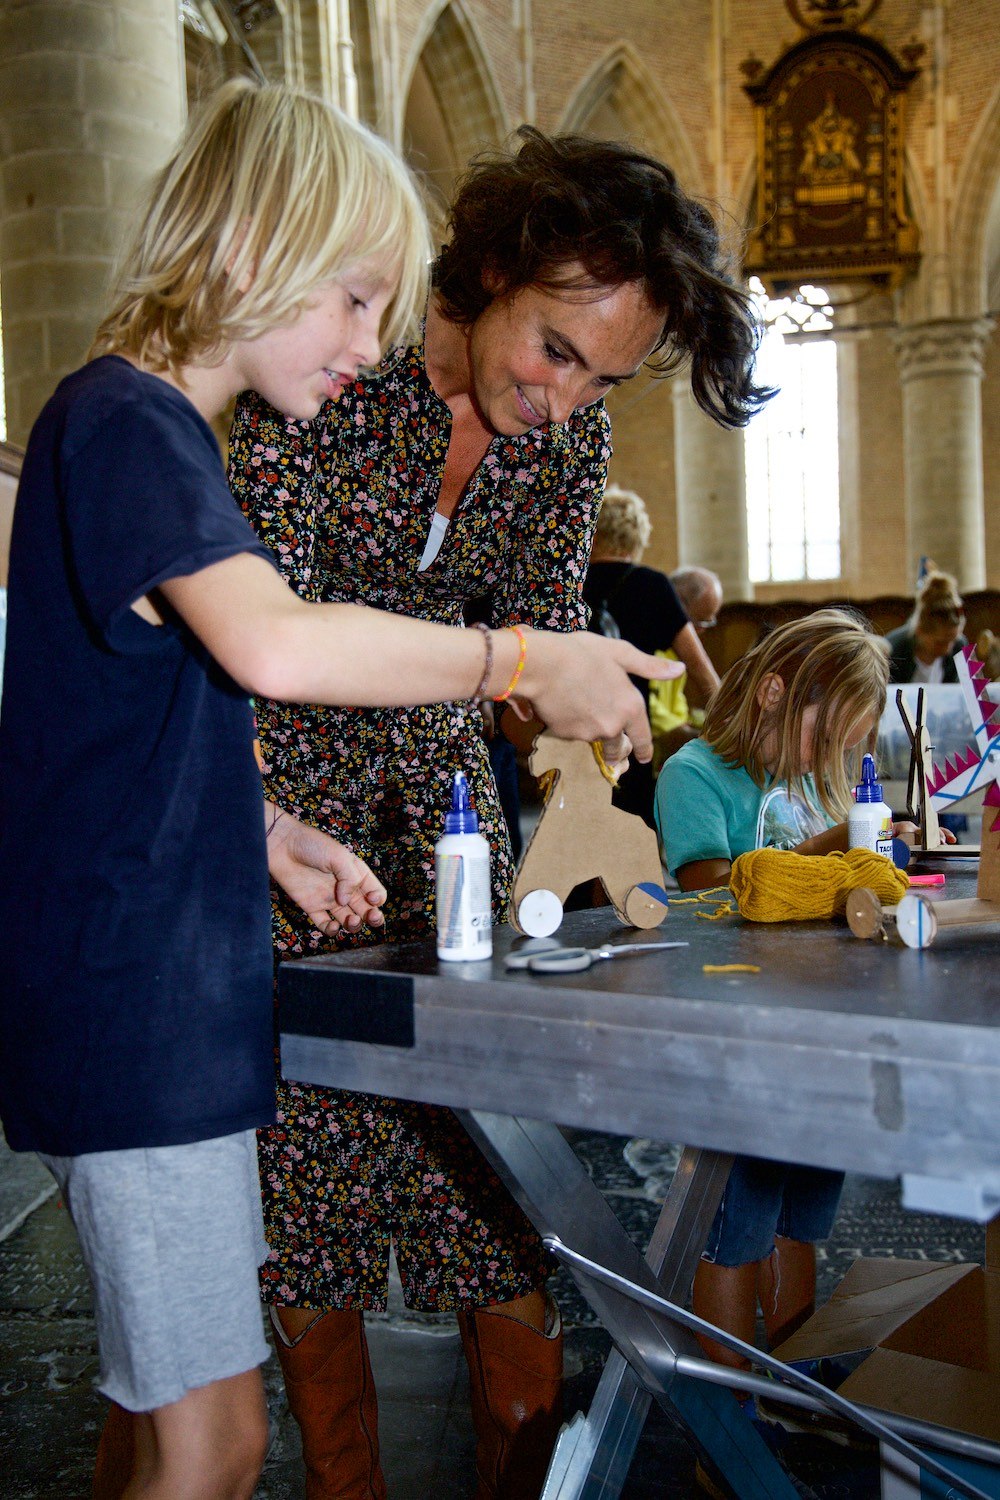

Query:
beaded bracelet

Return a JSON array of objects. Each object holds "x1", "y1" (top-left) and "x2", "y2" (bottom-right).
[
  {"x1": 470, "y1": 621, "x2": 494, "y2": 705},
  {"x1": 265, "y1": 805, "x2": 288, "y2": 840},
  {"x1": 493, "y1": 625, "x2": 528, "y2": 702}
]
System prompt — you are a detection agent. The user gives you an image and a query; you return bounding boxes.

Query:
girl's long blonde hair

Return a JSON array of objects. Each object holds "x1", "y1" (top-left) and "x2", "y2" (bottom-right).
[
  {"x1": 703, "y1": 608, "x2": 890, "y2": 820},
  {"x1": 91, "y1": 78, "x2": 430, "y2": 374}
]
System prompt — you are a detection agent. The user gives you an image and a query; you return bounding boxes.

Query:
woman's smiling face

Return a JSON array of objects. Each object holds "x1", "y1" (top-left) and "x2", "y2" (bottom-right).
[{"x1": 464, "y1": 270, "x2": 664, "y2": 436}]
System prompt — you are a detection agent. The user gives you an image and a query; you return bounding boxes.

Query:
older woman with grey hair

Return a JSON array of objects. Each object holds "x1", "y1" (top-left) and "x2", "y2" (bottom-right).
[{"x1": 584, "y1": 485, "x2": 720, "y2": 823}]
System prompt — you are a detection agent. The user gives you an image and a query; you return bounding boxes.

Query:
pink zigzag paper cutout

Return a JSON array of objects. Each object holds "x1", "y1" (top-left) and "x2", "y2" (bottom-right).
[
  {"x1": 961, "y1": 645, "x2": 1000, "y2": 743},
  {"x1": 925, "y1": 763, "x2": 946, "y2": 795},
  {"x1": 928, "y1": 645, "x2": 1000, "y2": 796},
  {"x1": 927, "y1": 745, "x2": 980, "y2": 795}
]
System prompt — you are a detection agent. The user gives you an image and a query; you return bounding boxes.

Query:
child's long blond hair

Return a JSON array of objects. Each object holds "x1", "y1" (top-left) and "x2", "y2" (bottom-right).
[
  {"x1": 90, "y1": 79, "x2": 430, "y2": 375},
  {"x1": 703, "y1": 608, "x2": 890, "y2": 820}
]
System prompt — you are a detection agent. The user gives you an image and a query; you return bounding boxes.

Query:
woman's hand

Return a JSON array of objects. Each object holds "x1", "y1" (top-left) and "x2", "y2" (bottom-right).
[
  {"x1": 265, "y1": 805, "x2": 387, "y2": 937},
  {"x1": 514, "y1": 632, "x2": 683, "y2": 763}
]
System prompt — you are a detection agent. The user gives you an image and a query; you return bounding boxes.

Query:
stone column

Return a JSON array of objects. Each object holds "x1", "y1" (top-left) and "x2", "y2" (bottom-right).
[
  {"x1": 0, "y1": 0, "x2": 185, "y2": 445},
  {"x1": 893, "y1": 317, "x2": 995, "y2": 591},
  {"x1": 672, "y1": 378, "x2": 752, "y2": 602}
]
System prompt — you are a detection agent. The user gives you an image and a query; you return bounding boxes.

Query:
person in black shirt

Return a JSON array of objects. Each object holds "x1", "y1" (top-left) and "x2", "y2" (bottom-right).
[{"x1": 585, "y1": 485, "x2": 720, "y2": 824}]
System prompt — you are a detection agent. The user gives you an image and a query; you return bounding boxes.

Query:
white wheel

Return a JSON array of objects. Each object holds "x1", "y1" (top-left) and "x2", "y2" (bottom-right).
[
  {"x1": 516, "y1": 888, "x2": 563, "y2": 938},
  {"x1": 896, "y1": 892, "x2": 937, "y2": 949}
]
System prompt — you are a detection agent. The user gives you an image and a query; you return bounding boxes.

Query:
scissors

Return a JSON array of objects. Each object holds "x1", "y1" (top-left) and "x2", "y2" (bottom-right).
[{"x1": 504, "y1": 939, "x2": 689, "y2": 974}]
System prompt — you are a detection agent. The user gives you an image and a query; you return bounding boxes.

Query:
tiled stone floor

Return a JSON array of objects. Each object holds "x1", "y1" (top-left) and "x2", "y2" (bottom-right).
[{"x1": 0, "y1": 1129, "x2": 988, "y2": 1499}]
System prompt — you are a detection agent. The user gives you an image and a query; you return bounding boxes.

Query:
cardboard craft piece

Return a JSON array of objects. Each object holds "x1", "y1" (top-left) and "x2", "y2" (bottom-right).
[
  {"x1": 509, "y1": 732, "x2": 669, "y2": 934},
  {"x1": 981, "y1": 809, "x2": 1000, "y2": 906},
  {"x1": 773, "y1": 1219, "x2": 1000, "y2": 1447},
  {"x1": 897, "y1": 687, "x2": 942, "y2": 853},
  {"x1": 898, "y1": 645, "x2": 1000, "y2": 858}
]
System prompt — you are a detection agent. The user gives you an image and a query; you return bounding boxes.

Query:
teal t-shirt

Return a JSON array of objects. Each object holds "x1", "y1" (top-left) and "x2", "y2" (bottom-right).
[{"x1": 654, "y1": 737, "x2": 833, "y2": 879}]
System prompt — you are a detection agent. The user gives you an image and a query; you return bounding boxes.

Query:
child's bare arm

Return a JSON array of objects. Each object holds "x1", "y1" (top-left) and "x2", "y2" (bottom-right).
[
  {"x1": 793, "y1": 824, "x2": 850, "y2": 857},
  {"x1": 676, "y1": 857, "x2": 732, "y2": 892},
  {"x1": 795, "y1": 821, "x2": 957, "y2": 856},
  {"x1": 155, "y1": 552, "x2": 682, "y2": 760},
  {"x1": 265, "y1": 804, "x2": 386, "y2": 937},
  {"x1": 892, "y1": 820, "x2": 957, "y2": 846}
]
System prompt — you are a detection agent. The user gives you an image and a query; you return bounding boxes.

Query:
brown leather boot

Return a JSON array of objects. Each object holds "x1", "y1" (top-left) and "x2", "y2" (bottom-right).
[
  {"x1": 270, "y1": 1306, "x2": 386, "y2": 1500},
  {"x1": 457, "y1": 1297, "x2": 563, "y2": 1500}
]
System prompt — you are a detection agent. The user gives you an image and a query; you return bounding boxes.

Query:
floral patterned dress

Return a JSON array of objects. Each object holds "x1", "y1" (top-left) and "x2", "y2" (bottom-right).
[{"x1": 228, "y1": 336, "x2": 611, "y2": 1311}]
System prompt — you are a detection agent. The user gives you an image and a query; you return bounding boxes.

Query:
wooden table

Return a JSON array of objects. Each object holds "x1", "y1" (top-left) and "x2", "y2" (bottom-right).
[{"x1": 278, "y1": 864, "x2": 1000, "y2": 1497}]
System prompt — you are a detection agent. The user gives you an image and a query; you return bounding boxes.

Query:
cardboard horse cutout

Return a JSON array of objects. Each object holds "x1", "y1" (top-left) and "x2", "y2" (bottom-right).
[{"x1": 509, "y1": 732, "x2": 670, "y2": 936}]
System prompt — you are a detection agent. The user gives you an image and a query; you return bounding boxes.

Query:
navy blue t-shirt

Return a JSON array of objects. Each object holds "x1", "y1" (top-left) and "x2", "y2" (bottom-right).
[{"x1": 0, "y1": 357, "x2": 278, "y2": 1155}]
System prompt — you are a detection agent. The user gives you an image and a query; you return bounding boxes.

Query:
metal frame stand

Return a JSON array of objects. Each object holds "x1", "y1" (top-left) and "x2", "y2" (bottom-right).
[
  {"x1": 545, "y1": 1236, "x2": 995, "y2": 1500},
  {"x1": 458, "y1": 1112, "x2": 799, "y2": 1500}
]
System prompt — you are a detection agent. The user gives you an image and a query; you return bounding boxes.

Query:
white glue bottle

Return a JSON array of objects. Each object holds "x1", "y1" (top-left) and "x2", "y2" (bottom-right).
[
  {"x1": 435, "y1": 771, "x2": 493, "y2": 962},
  {"x1": 848, "y1": 753, "x2": 894, "y2": 858}
]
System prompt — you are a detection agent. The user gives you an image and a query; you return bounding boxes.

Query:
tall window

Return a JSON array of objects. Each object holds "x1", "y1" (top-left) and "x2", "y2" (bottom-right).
[{"x1": 744, "y1": 279, "x2": 840, "y2": 584}]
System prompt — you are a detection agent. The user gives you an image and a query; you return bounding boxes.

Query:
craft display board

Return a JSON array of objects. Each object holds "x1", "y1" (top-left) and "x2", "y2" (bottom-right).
[{"x1": 849, "y1": 646, "x2": 1000, "y2": 948}]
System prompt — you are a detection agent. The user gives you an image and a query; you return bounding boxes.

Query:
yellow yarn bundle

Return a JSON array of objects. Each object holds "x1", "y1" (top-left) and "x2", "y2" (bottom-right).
[{"x1": 729, "y1": 847, "x2": 909, "y2": 923}]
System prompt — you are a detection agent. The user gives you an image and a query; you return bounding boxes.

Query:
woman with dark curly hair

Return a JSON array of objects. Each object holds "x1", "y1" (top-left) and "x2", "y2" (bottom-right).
[{"x1": 228, "y1": 127, "x2": 771, "y2": 1500}]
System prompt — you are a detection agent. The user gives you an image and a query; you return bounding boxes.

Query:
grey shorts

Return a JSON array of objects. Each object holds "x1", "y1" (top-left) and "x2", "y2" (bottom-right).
[{"x1": 40, "y1": 1129, "x2": 270, "y2": 1412}]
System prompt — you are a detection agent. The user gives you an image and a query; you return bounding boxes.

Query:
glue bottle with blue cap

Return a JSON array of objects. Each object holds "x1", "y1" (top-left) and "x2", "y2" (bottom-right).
[
  {"x1": 848, "y1": 753, "x2": 893, "y2": 859},
  {"x1": 435, "y1": 771, "x2": 493, "y2": 961}
]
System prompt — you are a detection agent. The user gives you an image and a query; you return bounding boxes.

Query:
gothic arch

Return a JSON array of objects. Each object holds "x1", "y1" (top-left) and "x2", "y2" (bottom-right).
[
  {"x1": 399, "y1": 0, "x2": 508, "y2": 229},
  {"x1": 952, "y1": 77, "x2": 1000, "y2": 317},
  {"x1": 558, "y1": 43, "x2": 703, "y2": 197}
]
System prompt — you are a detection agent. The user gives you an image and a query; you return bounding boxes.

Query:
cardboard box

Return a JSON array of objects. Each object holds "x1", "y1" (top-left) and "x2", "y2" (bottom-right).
[{"x1": 772, "y1": 1219, "x2": 1000, "y2": 1499}]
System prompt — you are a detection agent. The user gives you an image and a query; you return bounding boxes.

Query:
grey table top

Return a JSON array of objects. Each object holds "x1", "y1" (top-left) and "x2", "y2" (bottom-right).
[{"x1": 279, "y1": 861, "x2": 1000, "y2": 1192}]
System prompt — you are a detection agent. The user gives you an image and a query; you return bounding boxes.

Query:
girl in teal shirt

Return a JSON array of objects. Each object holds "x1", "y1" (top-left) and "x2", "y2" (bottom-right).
[{"x1": 655, "y1": 610, "x2": 902, "y2": 1399}]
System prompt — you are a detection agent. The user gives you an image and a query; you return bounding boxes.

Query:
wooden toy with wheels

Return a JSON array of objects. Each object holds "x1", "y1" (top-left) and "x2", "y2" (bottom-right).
[
  {"x1": 509, "y1": 731, "x2": 670, "y2": 937},
  {"x1": 848, "y1": 645, "x2": 1000, "y2": 948}
]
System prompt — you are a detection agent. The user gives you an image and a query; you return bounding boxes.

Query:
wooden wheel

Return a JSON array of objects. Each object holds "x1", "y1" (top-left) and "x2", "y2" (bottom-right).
[
  {"x1": 896, "y1": 892, "x2": 937, "y2": 949},
  {"x1": 621, "y1": 882, "x2": 670, "y2": 930},
  {"x1": 845, "y1": 887, "x2": 886, "y2": 941}
]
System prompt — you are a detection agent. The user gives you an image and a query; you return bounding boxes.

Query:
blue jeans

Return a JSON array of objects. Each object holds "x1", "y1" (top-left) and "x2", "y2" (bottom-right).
[{"x1": 702, "y1": 1155, "x2": 844, "y2": 1266}]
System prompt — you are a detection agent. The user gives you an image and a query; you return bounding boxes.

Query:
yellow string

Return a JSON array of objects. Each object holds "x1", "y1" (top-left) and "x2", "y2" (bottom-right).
[
  {"x1": 729, "y1": 847, "x2": 909, "y2": 923},
  {"x1": 703, "y1": 963, "x2": 761, "y2": 974},
  {"x1": 668, "y1": 886, "x2": 731, "y2": 905},
  {"x1": 665, "y1": 885, "x2": 735, "y2": 919},
  {"x1": 534, "y1": 745, "x2": 618, "y2": 794},
  {"x1": 591, "y1": 740, "x2": 620, "y2": 787}
]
